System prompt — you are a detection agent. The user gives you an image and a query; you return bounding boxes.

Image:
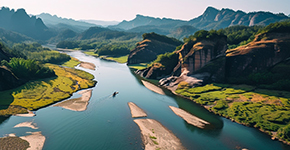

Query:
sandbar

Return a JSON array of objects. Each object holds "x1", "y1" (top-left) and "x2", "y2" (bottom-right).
[
  {"x1": 128, "y1": 102, "x2": 147, "y2": 118},
  {"x1": 14, "y1": 121, "x2": 38, "y2": 129},
  {"x1": 141, "y1": 80, "x2": 165, "y2": 95},
  {"x1": 169, "y1": 106, "x2": 209, "y2": 128},
  {"x1": 134, "y1": 119, "x2": 185, "y2": 150},
  {"x1": 20, "y1": 132, "x2": 45, "y2": 150},
  {"x1": 79, "y1": 62, "x2": 96, "y2": 70},
  {"x1": 14, "y1": 110, "x2": 36, "y2": 117},
  {"x1": 54, "y1": 89, "x2": 92, "y2": 111}
]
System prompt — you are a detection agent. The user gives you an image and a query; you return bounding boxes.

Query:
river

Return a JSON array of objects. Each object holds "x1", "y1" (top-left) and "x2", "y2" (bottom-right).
[{"x1": 0, "y1": 51, "x2": 289, "y2": 150}]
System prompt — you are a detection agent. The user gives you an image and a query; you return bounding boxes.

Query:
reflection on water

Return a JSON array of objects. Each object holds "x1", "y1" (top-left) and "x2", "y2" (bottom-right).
[{"x1": 0, "y1": 51, "x2": 290, "y2": 150}]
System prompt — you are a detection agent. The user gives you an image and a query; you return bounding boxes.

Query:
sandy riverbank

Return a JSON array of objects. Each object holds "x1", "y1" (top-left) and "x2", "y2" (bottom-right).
[
  {"x1": 128, "y1": 102, "x2": 147, "y2": 118},
  {"x1": 141, "y1": 80, "x2": 165, "y2": 95},
  {"x1": 169, "y1": 106, "x2": 210, "y2": 129},
  {"x1": 14, "y1": 110, "x2": 36, "y2": 117},
  {"x1": 20, "y1": 132, "x2": 46, "y2": 150},
  {"x1": 134, "y1": 119, "x2": 185, "y2": 150},
  {"x1": 54, "y1": 89, "x2": 92, "y2": 111},
  {"x1": 14, "y1": 121, "x2": 38, "y2": 129},
  {"x1": 79, "y1": 62, "x2": 96, "y2": 70}
]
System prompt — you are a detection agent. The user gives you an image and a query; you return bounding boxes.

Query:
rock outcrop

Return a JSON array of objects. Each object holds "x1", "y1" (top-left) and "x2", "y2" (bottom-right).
[
  {"x1": 158, "y1": 35, "x2": 227, "y2": 89},
  {"x1": 225, "y1": 32, "x2": 290, "y2": 82},
  {"x1": 127, "y1": 32, "x2": 182, "y2": 64}
]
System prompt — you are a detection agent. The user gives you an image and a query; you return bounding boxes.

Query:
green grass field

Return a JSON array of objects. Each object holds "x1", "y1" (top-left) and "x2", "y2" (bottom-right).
[
  {"x1": 175, "y1": 83, "x2": 290, "y2": 143},
  {"x1": 102, "y1": 55, "x2": 128, "y2": 64},
  {"x1": 0, "y1": 61, "x2": 96, "y2": 116},
  {"x1": 128, "y1": 63, "x2": 149, "y2": 70}
]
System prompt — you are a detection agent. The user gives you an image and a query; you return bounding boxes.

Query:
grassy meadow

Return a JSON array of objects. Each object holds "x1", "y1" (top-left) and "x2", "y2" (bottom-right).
[
  {"x1": 175, "y1": 83, "x2": 290, "y2": 143},
  {"x1": 0, "y1": 58, "x2": 96, "y2": 115}
]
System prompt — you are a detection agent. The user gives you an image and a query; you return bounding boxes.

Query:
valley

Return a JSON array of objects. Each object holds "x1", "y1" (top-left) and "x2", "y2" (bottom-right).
[{"x1": 0, "y1": 4, "x2": 290, "y2": 150}]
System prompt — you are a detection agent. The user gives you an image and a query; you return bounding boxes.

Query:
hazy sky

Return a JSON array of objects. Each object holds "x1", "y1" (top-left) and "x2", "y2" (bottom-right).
[{"x1": 0, "y1": 0, "x2": 289, "y2": 21}]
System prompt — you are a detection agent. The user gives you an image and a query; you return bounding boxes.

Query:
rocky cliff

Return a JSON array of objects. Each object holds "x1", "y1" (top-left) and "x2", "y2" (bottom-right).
[
  {"x1": 225, "y1": 32, "x2": 290, "y2": 84},
  {"x1": 127, "y1": 32, "x2": 182, "y2": 64}
]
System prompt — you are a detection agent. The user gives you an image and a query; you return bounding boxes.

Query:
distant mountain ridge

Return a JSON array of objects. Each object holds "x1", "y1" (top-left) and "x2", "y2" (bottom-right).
[
  {"x1": 80, "y1": 19, "x2": 119, "y2": 27},
  {"x1": 0, "y1": 7, "x2": 51, "y2": 40},
  {"x1": 188, "y1": 7, "x2": 289, "y2": 30},
  {"x1": 110, "y1": 7, "x2": 289, "y2": 38},
  {"x1": 36, "y1": 13, "x2": 96, "y2": 32},
  {"x1": 109, "y1": 14, "x2": 186, "y2": 30}
]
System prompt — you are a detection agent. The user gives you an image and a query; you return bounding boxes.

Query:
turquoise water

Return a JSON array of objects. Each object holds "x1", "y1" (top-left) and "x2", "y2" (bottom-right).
[{"x1": 0, "y1": 51, "x2": 290, "y2": 150}]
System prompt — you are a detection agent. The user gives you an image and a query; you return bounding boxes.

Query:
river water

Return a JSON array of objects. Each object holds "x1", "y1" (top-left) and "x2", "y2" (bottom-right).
[{"x1": 0, "y1": 51, "x2": 290, "y2": 150}]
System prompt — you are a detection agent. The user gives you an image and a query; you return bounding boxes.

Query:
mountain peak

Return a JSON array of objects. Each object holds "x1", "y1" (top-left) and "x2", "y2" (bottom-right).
[{"x1": 205, "y1": 6, "x2": 219, "y2": 12}]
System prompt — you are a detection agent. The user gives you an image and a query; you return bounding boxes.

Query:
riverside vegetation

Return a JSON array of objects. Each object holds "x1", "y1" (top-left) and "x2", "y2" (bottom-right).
[
  {"x1": 0, "y1": 42, "x2": 96, "y2": 116},
  {"x1": 131, "y1": 21, "x2": 290, "y2": 144}
]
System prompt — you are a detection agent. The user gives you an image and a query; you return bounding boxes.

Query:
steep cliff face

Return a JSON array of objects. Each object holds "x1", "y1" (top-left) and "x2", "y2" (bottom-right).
[
  {"x1": 225, "y1": 32, "x2": 290, "y2": 82},
  {"x1": 135, "y1": 53, "x2": 180, "y2": 79},
  {"x1": 158, "y1": 35, "x2": 228, "y2": 90},
  {"x1": 177, "y1": 37, "x2": 227, "y2": 76},
  {"x1": 127, "y1": 32, "x2": 182, "y2": 64}
]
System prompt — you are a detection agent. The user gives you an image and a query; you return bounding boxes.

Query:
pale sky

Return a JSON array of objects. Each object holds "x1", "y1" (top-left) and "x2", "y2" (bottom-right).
[{"x1": 0, "y1": 0, "x2": 289, "y2": 21}]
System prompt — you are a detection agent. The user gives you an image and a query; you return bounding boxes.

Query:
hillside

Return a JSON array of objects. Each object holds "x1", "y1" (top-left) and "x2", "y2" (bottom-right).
[
  {"x1": 110, "y1": 6, "x2": 289, "y2": 39},
  {"x1": 134, "y1": 21, "x2": 290, "y2": 145},
  {"x1": 37, "y1": 13, "x2": 96, "y2": 32},
  {"x1": 80, "y1": 19, "x2": 119, "y2": 27},
  {"x1": 109, "y1": 14, "x2": 186, "y2": 30},
  {"x1": 127, "y1": 32, "x2": 182, "y2": 65},
  {"x1": 0, "y1": 27, "x2": 33, "y2": 46},
  {"x1": 0, "y1": 7, "x2": 53, "y2": 40}
]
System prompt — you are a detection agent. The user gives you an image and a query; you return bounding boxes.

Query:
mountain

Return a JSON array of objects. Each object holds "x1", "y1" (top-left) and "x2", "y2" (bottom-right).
[
  {"x1": 109, "y1": 14, "x2": 186, "y2": 30},
  {"x1": 77, "y1": 26, "x2": 140, "y2": 40},
  {"x1": 0, "y1": 7, "x2": 52, "y2": 40},
  {"x1": 188, "y1": 6, "x2": 289, "y2": 30},
  {"x1": 167, "y1": 25, "x2": 199, "y2": 40},
  {"x1": 36, "y1": 13, "x2": 96, "y2": 32},
  {"x1": 80, "y1": 19, "x2": 119, "y2": 27},
  {"x1": 127, "y1": 32, "x2": 182, "y2": 65},
  {"x1": 0, "y1": 27, "x2": 33, "y2": 46}
]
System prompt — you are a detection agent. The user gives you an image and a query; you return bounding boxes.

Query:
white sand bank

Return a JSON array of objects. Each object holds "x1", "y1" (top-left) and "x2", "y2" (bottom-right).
[
  {"x1": 14, "y1": 122, "x2": 38, "y2": 129},
  {"x1": 54, "y1": 89, "x2": 92, "y2": 111},
  {"x1": 141, "y1": 80, "x2": 165, "y2": 95},
  {"x1": 169, "y1": 106, "x2": 209, "y2": 128},
  {"x1": 128, "y1": 102, "x2": 147, "y2": 118},
  {"x1": 134, "y1": 119, "x2": 185, "y2": 150},
  {"x1": 14, "y1": 110, "x2": 36, "y2": 117},
  {"x1": 20, "y1": 132, "x2": 45, "y2": 150}
]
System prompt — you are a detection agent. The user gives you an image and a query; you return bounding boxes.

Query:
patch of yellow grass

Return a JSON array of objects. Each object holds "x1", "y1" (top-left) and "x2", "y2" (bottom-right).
[
  {"x1": 8, "y1": 64, "x2": 96, "y2": 111},
  {"x1": 61, "y1": 57, "x2": 80, "y2": 68}
]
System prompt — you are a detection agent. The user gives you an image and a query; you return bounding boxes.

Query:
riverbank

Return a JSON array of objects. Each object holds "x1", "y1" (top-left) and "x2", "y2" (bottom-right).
[
  {"x1": 0, "y1": 58, "x2": 96, "y2": 116},
  {"x1": 169, "y1": 106, "x2": 210, "y2": 129},
  {"x1": 54, "y1": 89, "x2": 92, "y2": 111},
  {"x1": 134, "y1": 119, "x2": 185, "y2": 150},
  {"x1": 165, "y1": 83, "x2": 290, "y2": 145},
  {"x1": 141, "y1": 80, "x2": 165, "y2": 95}
]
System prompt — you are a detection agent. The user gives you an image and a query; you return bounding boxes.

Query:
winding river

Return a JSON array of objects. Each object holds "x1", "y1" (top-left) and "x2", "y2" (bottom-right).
[{"x1": 0, "y1": 51, "x2": 290, "y2": 150}]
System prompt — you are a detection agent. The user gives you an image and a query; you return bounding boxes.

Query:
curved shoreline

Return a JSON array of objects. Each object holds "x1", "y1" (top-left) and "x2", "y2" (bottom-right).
[
  {"x1": 160, "y1": 82, "x2": 290, "y2": 145},
  {"x1": 134, "y1": 119, "x2": 185, "y2": 150}
]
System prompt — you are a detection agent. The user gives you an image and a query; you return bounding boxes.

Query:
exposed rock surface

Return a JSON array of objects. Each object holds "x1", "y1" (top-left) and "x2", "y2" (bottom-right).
[
  {"x1": 225, "y1": 32, "x2": 290, "y2": 81},
  {"x1": 127, "y1": 32, "x2": 182, "y2": 64}
]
